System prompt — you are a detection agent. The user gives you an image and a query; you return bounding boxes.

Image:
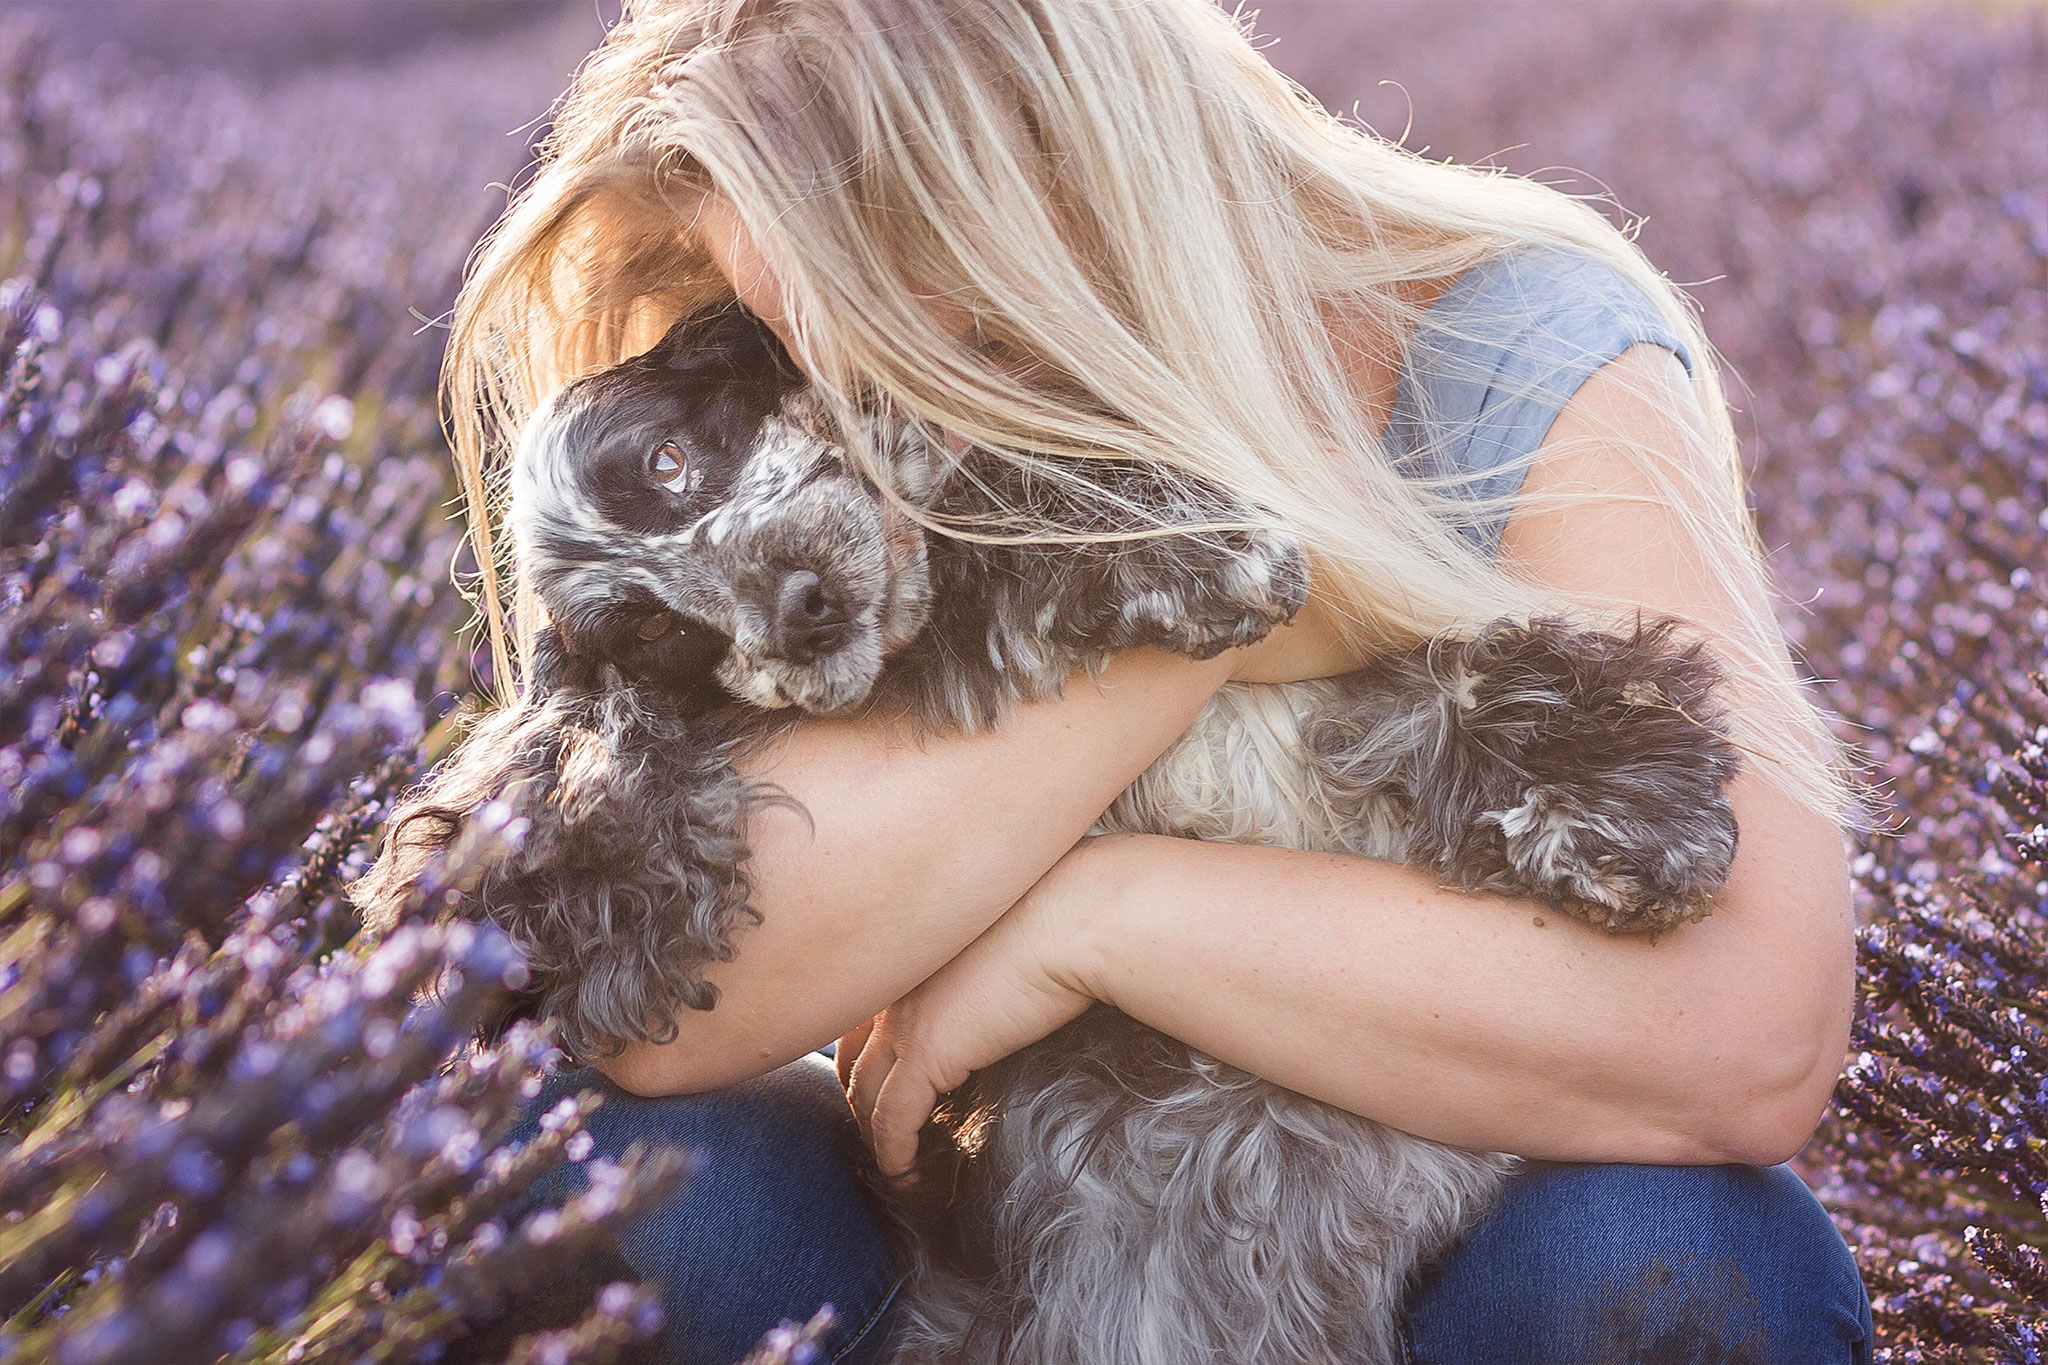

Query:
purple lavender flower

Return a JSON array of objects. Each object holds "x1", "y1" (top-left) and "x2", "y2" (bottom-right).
[{"x1": 3, "y1": 2, "x2": 2044, "y2": 1360}]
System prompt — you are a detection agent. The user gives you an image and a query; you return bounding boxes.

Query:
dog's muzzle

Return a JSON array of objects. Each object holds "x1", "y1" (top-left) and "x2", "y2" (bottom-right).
[{"x1": 681, "y1": 467, "x2": 932, "y2": 714}]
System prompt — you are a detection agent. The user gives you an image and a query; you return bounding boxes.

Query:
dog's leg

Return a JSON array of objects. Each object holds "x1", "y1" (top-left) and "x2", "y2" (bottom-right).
[
  {"x1": 1308, "y1": 616, "x2": 1742, "y2": 934},
  {"x1": 930, "y1": 456, "x2": 1311, "y2": 669},
  {"x1": 1093, "y1": 521, "x2": 1311, "y2": 660},
  {"x1": 1075, "y1": 459, "x2": 1310, "y2": 658}
]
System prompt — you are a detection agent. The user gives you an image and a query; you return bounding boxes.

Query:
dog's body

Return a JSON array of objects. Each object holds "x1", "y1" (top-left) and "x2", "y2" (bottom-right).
[
  {"x1": 886, "y1": 623, "x2": 1739, "y2": 1365},
  {"x1": 359, "y1": 304, "x2": 1742, "y2": 1365}
]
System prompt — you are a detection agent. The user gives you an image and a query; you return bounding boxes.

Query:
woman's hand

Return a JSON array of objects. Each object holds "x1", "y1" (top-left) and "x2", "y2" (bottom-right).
[{"x1": 836, "y1": 838, "x2": 1121, "y2": 1177}]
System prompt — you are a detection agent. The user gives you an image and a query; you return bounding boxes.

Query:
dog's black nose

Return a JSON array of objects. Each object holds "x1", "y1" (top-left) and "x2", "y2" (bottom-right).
[{"x1": 768, "y1": 569, "x2": 850, "y2": 661}]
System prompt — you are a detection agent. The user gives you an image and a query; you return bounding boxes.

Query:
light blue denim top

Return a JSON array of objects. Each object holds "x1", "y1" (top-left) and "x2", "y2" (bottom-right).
[{"x1": 1387, "y1": 246, "x2": 1696, "y2": 556}]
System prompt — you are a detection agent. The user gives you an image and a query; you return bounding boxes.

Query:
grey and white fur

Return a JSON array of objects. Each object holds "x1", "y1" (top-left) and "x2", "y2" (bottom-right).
[{"x1": 356, "y1": 302, "x2": 1743, "y2": 1365}]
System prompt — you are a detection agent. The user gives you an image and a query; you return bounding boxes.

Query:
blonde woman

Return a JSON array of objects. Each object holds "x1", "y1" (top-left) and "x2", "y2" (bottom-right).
[{"x1": 447, "y1": 1, "x2": 1871, "y2": 1361}]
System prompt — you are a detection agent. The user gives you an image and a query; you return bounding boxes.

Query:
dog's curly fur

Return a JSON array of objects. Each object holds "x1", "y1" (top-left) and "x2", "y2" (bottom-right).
[
  {"x1": 353, "y1": 633, "x2": 777, "y2": 1058},
  {"x1": 355, "y1": 304, "x2": 1743, "y2": 1365}
]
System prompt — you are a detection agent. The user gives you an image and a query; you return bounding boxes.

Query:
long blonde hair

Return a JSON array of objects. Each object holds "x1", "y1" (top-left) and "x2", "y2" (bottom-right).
[{"x1": 444, "y1": 0, "x2": 1859, "y2": 821}]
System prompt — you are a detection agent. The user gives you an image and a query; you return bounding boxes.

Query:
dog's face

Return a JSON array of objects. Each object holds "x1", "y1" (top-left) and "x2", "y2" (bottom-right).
[{"x1": 511, "y1": 303, "x2": 937, "y2": 712}]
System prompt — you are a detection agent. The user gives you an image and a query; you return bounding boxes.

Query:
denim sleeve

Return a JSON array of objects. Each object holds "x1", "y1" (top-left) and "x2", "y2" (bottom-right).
[{"x1": 1386, "y1": 246, "x2": 1697, "y2": 556}]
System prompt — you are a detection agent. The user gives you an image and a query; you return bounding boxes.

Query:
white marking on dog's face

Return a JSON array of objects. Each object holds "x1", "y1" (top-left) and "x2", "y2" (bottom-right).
[
  {"x1": 509, "y1": 391, "x2": 591, "y2": 563},
  {"x1": 719, "y1": 661, "x2": 792, "y2": 709}
]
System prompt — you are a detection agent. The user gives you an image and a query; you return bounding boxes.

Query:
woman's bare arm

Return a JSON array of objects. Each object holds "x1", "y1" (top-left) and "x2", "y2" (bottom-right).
[
  {"x1": 834, "y1": 343, "x2": 1854, "y2": 1170},
  {"x1": 594, "y1": 645, "x2": 1236, "y2": 1096},
  {"x1": 610, "y1": 343, "x2": 1854, "y2": 1169},
  {"x1": 1054, "y1": 348, "x2": 1855, "y2": 1164},
  {"x1": 1050, "y1": 768, "x2": 1849, "y2": 1167}
]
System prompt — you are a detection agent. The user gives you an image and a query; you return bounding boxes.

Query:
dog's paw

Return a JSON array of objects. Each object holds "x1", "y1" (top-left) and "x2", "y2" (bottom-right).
[
  {"x1": 1476, "y1": 782, "x2": 1737, "y2": 934},
  {"x1": 1106, "y1": 525, "x2": 1309, "y2": 659},
  {"x1": 1406, "y1": 617, "x2": 1743, "y2": 931}
]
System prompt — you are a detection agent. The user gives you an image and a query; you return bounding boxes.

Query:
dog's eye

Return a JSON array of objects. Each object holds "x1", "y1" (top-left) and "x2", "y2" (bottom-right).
[
  {"x1": 636, "y1": 613, "x2": 676, "y2": 641},
  {"x1": 650, "y1": 441, "x2": 698, "y2": 494}
]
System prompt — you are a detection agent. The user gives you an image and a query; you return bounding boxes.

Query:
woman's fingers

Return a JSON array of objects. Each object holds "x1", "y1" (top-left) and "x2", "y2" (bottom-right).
[
  {"x1": 835, "y1": 1017, "x2": 876, "y2": 1093},
  {"x1": 846, "y1": 1011, "x2": 944, "y2": 1176},
  {"x1": 845, "y1": 1018, "x2": 898, "y2": 1149},
  {"x1": 870, "y1": 1058, "x2": 940, "y2": 1178}
]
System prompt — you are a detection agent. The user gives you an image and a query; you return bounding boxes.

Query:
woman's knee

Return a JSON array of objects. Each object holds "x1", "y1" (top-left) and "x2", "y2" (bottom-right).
[
  {"x1": 486, "y1": 1054, "x2": 902, "y2": 1365},
  {"x1": 1402, "y1": 1162, "x2": 1872, "y2": 1365}
]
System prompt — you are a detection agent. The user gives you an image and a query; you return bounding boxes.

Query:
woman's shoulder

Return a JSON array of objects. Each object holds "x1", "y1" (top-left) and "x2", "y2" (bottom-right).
[{"x1": 1388, "y1": 244, "x2": 1697, "y2": 555}]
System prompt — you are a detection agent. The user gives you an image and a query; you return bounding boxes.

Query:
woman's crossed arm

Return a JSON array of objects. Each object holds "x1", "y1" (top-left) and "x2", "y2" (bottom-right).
[
  {"x1": 593, "y1": 641, "x2": 1239, "y2": 1096},
  {"x1": 596, "y1": 344, "x2": 1855, "y2": 1174}
]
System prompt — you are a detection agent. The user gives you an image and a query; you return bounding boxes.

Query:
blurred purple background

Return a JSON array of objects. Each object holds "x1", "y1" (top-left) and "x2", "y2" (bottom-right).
[
  {"x1": 14, "y1": 0, "x2": 608, "y2": 73},
  {"x1": 3, "y1": 3, "x2": 2046, "y2": 1360}
]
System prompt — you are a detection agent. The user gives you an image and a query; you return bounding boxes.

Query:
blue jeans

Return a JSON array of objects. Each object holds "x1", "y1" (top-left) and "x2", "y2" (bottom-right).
[{"x1": 481, "y1": 1057, "x2": 1872, "y2": 1365}]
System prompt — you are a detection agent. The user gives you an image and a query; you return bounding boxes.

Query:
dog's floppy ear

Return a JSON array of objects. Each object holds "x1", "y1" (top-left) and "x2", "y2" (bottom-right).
[
  {"x1": 646, "y1": 299, "x2": 798, "y2": 386},
  {"x1": 351, "y1": 663, "x2": 768, "y2": 1061},
  {"x1": 348, "y1": 680, "x2": 564, "y2": 942},
  {"x1": 350, "y1": 625, "x2": 593, "y2": 941},
  {"x1": 462, "y1": 685, "x2": 766, "y2": 1061}
]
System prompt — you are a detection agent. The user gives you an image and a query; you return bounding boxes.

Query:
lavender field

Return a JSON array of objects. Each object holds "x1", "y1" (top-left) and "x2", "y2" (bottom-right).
[{"x1": 0, "y1": 2, "x2": 2043, "y2": 1362}]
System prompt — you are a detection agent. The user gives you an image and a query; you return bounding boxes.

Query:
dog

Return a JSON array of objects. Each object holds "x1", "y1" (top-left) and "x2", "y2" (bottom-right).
[{"x1": 355, "y1": 301, "x2": 1742, "y2": 1365}]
